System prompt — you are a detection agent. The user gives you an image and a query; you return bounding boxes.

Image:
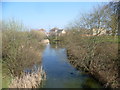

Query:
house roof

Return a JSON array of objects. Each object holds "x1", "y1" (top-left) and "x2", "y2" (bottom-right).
[
  {"x1": 57, "y1": 29, "x2": 63, "y2": 33},
  {"x1": 38, "y1": 29, "x2": 45, "y2": 31},
  {"x1": 50, "y1": 27, "x2": 59, "y2": 32}
]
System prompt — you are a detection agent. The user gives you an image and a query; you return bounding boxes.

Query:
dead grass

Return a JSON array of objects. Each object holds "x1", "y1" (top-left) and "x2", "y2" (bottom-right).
[{"x1": 9, "y1": 66, "x2": 46, "y2": 88}]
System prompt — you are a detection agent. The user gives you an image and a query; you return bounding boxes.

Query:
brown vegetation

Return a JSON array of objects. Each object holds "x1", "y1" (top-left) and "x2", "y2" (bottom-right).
[
  {"x1": 9, "y1": 66, "x2": 46, "y2": 88},
  {"x1": 65, "y1": 37, "x2": 119, "y2": 88},
  {"x1": 2, "y1": 20, "x2": 46, "y2": 88},
  {"x1": 57, "y1": 2, "x2": 120, "y2": 88}
]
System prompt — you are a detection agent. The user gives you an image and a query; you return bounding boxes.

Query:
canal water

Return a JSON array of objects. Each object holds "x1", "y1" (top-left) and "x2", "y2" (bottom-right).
[{"x1": 41, "y1": 44, "x2": 101, "y2": 88}]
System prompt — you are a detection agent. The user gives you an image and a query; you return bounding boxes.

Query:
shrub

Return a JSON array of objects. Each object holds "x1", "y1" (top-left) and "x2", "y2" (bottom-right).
[
  {"x1": 2, "y1": 20, "x2": 46, "y2": 78},
  {"x1": 60, "y1": 29, "x2": 119, "y2": 88}
]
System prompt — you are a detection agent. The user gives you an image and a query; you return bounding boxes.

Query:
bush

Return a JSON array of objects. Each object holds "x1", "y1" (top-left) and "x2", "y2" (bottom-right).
[
  {"x1": 2, "y1": 20, "x2": 46, "y2": 77},
  {"x1": 60, "y1": 29, "x2": 119, "y2": 88}
]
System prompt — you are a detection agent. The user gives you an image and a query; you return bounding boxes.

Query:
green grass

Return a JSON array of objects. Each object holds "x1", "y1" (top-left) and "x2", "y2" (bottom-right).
[
  {"x1": 92, "y1": 36, "x2": 119, "y2": 43},
  {"x1": 2, "y1": 76, "x2": 11, "y2": 88},
  {"x1": 2, "y1": 64, "x2": 12, "y2": 88},
  {"x1": 0, "y1": 62, "x2": 2, "y2": 89},
  {"x1": 0, "y1": 61, "x2": 11, "y2": 88},
  {"x1": 81, "y1": 36, "x2": 119, "y2": 44}
]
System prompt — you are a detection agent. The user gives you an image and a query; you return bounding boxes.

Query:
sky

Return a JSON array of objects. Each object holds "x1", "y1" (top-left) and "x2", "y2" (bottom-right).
[{"x1": 2, "y1": 2, "x2": 106, "y2": 31}]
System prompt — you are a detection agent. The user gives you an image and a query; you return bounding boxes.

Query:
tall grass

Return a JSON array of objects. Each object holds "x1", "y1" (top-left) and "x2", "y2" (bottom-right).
[
  {"x1": 2, "y1": 20, "x2": 46, "y2": 88},
  {"x1": 9, "y1": 66, "x2": 46, "y2": 88}
]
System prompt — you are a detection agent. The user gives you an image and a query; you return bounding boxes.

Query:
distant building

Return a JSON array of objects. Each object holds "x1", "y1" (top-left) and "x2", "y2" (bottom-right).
[
  {"x1": 57, "y1": 29, "x2": 66, "y2": 36},
  {"x1": 45, "y1": 32, "x2": 50, "y2": 37},
  {"x1": 49, "y1": 28, "x2": 66, "y2": 36},
  {"x1": 93, "y1": 28, "x2": 107, "y2": 36},
  {"x1": 31, "y1": 28, "x2": 46, "y2": 32},
  {"x1": 49, "y1": 28, "x2": 58, "y2": 36},
  {"x1": 31, "y1": 28, "x2": 47, "y2": 36},
  {"x1": 38, "y1": 28, "x2": 45, "y2": 32}
]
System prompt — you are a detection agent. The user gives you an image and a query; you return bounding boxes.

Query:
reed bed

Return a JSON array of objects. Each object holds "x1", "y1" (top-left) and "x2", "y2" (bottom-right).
[{"x1": 9, "y1": 66, "x2": 46, "y2": 88}]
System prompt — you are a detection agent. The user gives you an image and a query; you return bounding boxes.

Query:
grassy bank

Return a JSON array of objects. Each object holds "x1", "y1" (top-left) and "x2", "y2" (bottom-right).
[
  {"x1": 59, "y1": 30, "x2": 119, "y2": 88},
  {"x1": 2, "y1": 20, "x2": 46, "y2": 88}
]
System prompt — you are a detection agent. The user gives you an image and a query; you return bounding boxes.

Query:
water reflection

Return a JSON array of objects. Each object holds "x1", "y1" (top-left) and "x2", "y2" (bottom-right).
[{"x1": 41, "y1": 44, "x2": 101, "y2": 88}]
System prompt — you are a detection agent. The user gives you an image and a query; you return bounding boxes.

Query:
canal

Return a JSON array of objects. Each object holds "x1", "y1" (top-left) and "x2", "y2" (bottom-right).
[{"x1": 41, "y1": 43, "x2": 102, "y2": 88}]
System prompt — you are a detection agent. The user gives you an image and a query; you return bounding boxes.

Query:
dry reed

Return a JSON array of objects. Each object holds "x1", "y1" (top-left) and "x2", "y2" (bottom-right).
[{"x1": 9, "y1": 66, "x2": 46, "y2": 88}]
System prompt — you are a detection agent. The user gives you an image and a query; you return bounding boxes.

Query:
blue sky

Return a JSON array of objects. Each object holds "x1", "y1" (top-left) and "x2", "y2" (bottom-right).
[{"x1": 2, "y1": 2, "x2": 105, "y2": 31}]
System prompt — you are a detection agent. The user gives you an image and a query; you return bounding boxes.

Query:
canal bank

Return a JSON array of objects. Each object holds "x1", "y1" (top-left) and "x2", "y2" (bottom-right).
[
  {"x1": 66, "y1": 46, "x2": 119, "y2": 88},
  {"x1": 41, "y1": 44, "x2": 102, "y2": 88}
]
